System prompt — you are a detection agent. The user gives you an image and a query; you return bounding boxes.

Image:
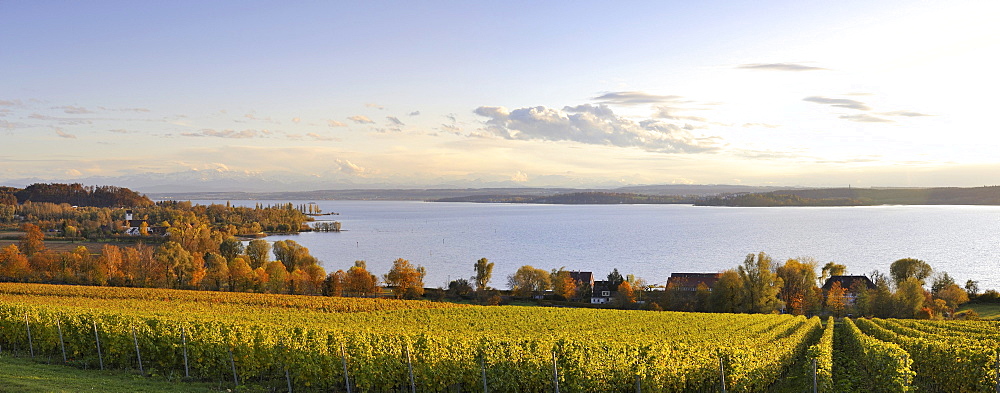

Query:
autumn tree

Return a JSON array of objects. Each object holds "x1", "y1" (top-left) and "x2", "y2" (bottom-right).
[
  {"x1": 473, "y1": 257, "x2": 494, "y2": 291},
  {"x1": 825, "y1": 281, "x2": 847, "y2": 317},
  {"x1": 890, "y1": 258, "x2": 932, "y2": 286},
  {"x1": 777, "y1": 258, "x2": 820, "y2": 315},
  {"x1": 893, "y1": 277, "x2": 927, "y2": 318},
  {"x1": 738, "y1": 252, "x2": 784, "y2": 313},
  {"x1": 272, "y1": 239, "x2": 318, "y2": 272},
  {"x1": 345, "y1": 260, "x2": 378, "y2": 297},
  {"x1": 203, "y1": 252, "x2": 229, "y2": 291},
  {"x1": 709, "y1": 270, "x2": 745, "y2": 313},
  {"x1": 228, "y1": 256, "x2": 254, "y2": 292},
  {"x1": 219, "y1": 237, "x2": 244, "y2": 261},
  {"x1": 0, "y1": 244, "x2": 30, "y2": 281},
  {"x1": 324, "y1": 270, "x2": 346, "y2": 297},
  {"x1": 613, "y1": 281, "x2": 636, "y2": 307},
  {"x1": 550, "y1": 267, "x2": 577, "y2": 300},
  {"x1": 99, "y1": 245, "x2": 126, "y2": 286},
  {"x1": 935, "y1": 283, "x2": 969, "y2": 316},
  {"x1": 19, "y1": 223, "x2": 45, "y2": 257},
  {"x1": 819, "y1": 262, "x2": 846, "y2": 285},
  {"x1": 508, "y1": 265, "x2": 550, "y2": 297},
  {"x1": 245, "y1": 239, "x2": 271, "y2": 269},
  {"x1": 384, "y1": 258, "x2": 426, "y2": 299},
  {"x1": 263, "y1": 261, "x2": 289, "y2": 293},
  {"x1": 155, "y1": 241, "x2": 194, "y2": 289}
]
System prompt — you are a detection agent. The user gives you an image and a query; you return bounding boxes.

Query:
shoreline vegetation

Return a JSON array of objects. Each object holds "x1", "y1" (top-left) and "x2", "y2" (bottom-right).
[{"x1": 432, "y1": 186, "x2": 1000, "y2": 206}]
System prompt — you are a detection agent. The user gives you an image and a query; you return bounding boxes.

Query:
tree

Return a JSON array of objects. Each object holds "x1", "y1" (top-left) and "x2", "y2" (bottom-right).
[
  {"x1": 613, "y1": 281, "x2": 636, "y2": 307},
  {"x1": 850, "y1": 279, "x2": 872, "y2": 317},
  {"x1": 825, "y1": 281, "x2": 847, "y2": 317},
  {"x1": 228, "y1": 257, "x2": 254, "y2": 292},
  {"x1": 324, "y1": 270, "x2": 346, "y2": 297},
  {"x1": 819, "y1": 262, "x2": 846, "y2": 285},
  {"x1": 154, "y1": 241, "x2": 194, "y2": 289},
  {"x1": 0, "y1": 244, "x2": 30, "y2": 281},
  {"x1": 550, "y1": 268, "x2": 577, "y2": 300},
  {"x1": 245, "y1": 239, "x2": 271, "y2": 269},
  {"x1": 738, "y1": 252, "x2": 784, "y2": 313},
  {"x1": 203, "y1": 252, "x2": 229, "y2": 291},
  {"x1": 263, "y1": 261, "x2": 289, "y2": 293},
  {"x1": 345, "y1": 261, "x2": 378, "y2": 297},
  {"x1": 709, "y1": 270, "x2": 745, "y2": 313},
  {"x1": 966, "y1": 279, "x2": 980, "y2": 298},
  {"x1": 935, "y1": 283, "x2": 969, "y2": 316},
  {"x1": 383, "y1": 258, "x2": 425, "y2": 299},
  {"x1": 893, "y1": 277, "x2": 926, "y2": 318},
  {"x1": 508, "y1": 265, "x2": 550, "y2": 298},
  {"x1": 447, "y1": 278, "x2": 474, "y2": 298},
  {"x1": 777, "y1": 258, "x2": 820, "y2": 316},
  {"x1": 890, "y1": 258, "x2": 932, "y2": 286},
  {"x1": 18, "y1": 223, "x2": 45, "y2": 257},
  {"x1": 473, "y1": 257, "x2": 494, "y2": 291},
  {"x1": 219, "y1": 237, "x2": 244, "y2": 261},
  {"x1": 606, "y1": 268, "x2": 624, "y2": 289},
  {"x1": 930, "y1": 272, "x2": 955, "y2": 295},
  {"x1": 273, "y1": 239, "x2": 318, "y2": 272}
]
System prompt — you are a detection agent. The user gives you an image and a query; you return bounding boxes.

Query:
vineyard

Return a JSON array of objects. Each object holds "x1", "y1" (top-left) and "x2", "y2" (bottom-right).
[{"x1": 0, "y1": 283, "x2": 999, "y2": 392}]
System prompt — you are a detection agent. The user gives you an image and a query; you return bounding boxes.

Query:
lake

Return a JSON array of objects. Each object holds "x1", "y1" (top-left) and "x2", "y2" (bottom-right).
[{"x1": 200, "y1": 201, "x2": 1000, "y2": 291}]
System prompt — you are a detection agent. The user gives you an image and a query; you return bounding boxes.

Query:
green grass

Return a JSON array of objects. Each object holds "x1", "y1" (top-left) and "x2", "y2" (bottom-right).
[
  {"x1": 958, "y1": 303, "x2": 1000, "y2": 320},
  {"x1": 0, "y1": 355, "x2": 227, "y2": 392}
]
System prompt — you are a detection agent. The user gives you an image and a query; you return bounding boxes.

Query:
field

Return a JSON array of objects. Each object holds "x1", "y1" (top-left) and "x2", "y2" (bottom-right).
[
  {"x1": 0, "y1": 356, "x2": 222, "y2": 392},
  {"x1": 2, "y1": 283, "x2": 1000, "y2": 392}
]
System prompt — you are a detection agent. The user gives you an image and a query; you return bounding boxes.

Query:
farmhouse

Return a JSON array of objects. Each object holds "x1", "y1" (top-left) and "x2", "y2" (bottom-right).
[
  {"x1": 822, "y1": 275, "x2": 876, "y2": 305},
  {"x1": 122, "y1": 209, "x2": 168, "y2": 236}
]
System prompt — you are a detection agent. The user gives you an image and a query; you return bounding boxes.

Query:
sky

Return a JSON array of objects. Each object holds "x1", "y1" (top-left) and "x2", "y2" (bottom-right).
[{"x1": 2, "y1": 0, "x2": 999, "y2": 191}]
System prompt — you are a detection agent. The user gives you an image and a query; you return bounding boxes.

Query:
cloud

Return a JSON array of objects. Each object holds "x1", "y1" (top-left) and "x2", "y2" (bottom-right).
[
  {"x1": 365, "y1": 103, "x2": 384, "y2": 110},
  {"x1": 54, "y1": 128, "x2": 76, "y2": 139},
  {"x1": 880, "y1": 111, "x2": 932, "y2": 117},
  {"x1": 306, "y1": 132, "x2": 334, "y2": 141},
  {"x1": 336, "y1": 159, "x2": 367, "y2": 175},
  {"x1": 0, "y1": 99, "x2": 24, "y2": 106},
  {"x1": 348, "y1": 115, "x2": 375, "y2": 124},
  {"x1": 181, "y1": 129, "x2": 266, "y2": 138},
  {"x1": 737, "y1": 63, "x2": 828, "y2": 71},
  {"x1": 439, "y1": 124, "x2": 461, "y2": 134},
  {"x1": 59, "y1": 105, "x2": 93, "y2": 114},
  {"x1": 839, "y1": 114, "x2": 893, "y2": 123},
  {"x1": 98, "y1": 106, "x2": 151, "y2": 112},
  {"x1": 803, "y1": 96, "x2": 871, "y2": 111},
  {"x1": 292, "y1": 117, "x2": 301, "y2": 123},
  {"x1": 327, "y1": 120, "x2": 347, "y2": 127},
  {"x1": 511, "y1": 170, "x2": 528, "y2": 182},
  {"x1": 1, "y1": 119, "x2": 24, "y2": 130},
  {"x1": 408, "y1": 111, "x2": 421, "y2": 116},
  {"x1": 474, "y1": 104, "x2": 720, "y2": 153},
  {"x1": 108, "y1": 129, "x2": 134, "y2": 134},
  {"x1": 386, "y1": 116, "x2": 404, "y2": 126},
  {"x1": 592, "y1": 91, "x2": 684, "y2": 106},
  {"x1": 654, "y1": 106, "x2": 707, "y2": 122},
  {"x1": 742, "y1": 123, "x2": 780, "y2": 128}
]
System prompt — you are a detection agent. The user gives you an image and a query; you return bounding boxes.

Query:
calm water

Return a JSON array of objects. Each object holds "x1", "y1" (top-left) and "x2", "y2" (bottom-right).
[{"x1": 201, "y1": 201, "x2": 1000, "y2": 290}]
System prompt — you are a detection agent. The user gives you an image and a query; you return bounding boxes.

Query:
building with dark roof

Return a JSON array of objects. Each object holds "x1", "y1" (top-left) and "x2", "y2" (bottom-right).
[{"x1": 666, "y1": 273, "x2": 722, "y2": 292}]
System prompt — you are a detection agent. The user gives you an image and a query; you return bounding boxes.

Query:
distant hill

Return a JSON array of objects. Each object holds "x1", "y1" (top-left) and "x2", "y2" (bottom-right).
[
  {"x1": 2, "y1": 183, "x2": 152, "y2": 207},
  {"x1": 435, "y1": 192, "x2": 695, "y2": 204},
  {"x1": 697, "y1": 186, "x2": 1000, "y2": 206}
]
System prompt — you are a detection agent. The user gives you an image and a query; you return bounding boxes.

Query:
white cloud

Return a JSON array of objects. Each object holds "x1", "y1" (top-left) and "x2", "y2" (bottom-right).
[
  {"x1": 803, "y1": 96, "x2": 871, "y2": 111},
  {"x1": 327, "y1": 120, "x2": 347, "y2": 127},
  {"x1": 181, "y1": 129, "x2": 266, "y2": 138},
  {"x1": 348, "y1": 115, "x2": 375, "y2": 124},
  {"x1": 387, "y1": 116, "x2": 405, "y2": 126},
  {"x1": 475, "y1": 104, "x2": 720, "y2": 153},
  {"x1": 737, "y1": 63, "x2": 828, "y2": 72},
  {"x1": 511, "y1": 170, "x2": 528, "y2": 182},
  {"x1": 592, "y1": 91, "x2": 685, "y2": 106},
  {"x1": 54, "y1": 128, "x2": 76, "y2": 138}
]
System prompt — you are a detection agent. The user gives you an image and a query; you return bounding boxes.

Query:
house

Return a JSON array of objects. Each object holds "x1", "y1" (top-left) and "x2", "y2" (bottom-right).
[
  {"x1": 822, "y1": 275, "x2": 876, "y2": 305},
  {"x1": 666, "y1": 273, "x2": 722, "y2": 292},
  {"x1": 122, "y1": 210, "x2": 168, "y2": 236},
  {"x1": 591, "y1": 280, "x2": 615, "y2": 304}
]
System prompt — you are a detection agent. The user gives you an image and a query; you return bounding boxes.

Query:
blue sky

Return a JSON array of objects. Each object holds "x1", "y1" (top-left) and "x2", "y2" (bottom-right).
[{"x1": 2, "y1": 1, "x2": 998, "y2": 191}]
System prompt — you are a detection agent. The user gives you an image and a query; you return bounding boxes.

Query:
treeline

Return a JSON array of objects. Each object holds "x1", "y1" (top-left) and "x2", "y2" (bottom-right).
[
  {"x1": 697, "y1": 193, "x2": 865, "y2": 207},
  {"x1": 1, "y1": 183, "x2": 153, "y2": 208},
  {"x1": 657, "y1": 252, "x2": 974, "y2": 320},
  {"x1": 0, "y1": 223, "x2": 425, "y2": 299},
  {"x1": 0, "y1": 200, "x2": 311, "y2": 238},
  {"x1": 434, "y1": 192, "x2": 694, "y2": 204},
  {"x1": 697, "y1": 186, "x2": 1000, "y2": 206}
]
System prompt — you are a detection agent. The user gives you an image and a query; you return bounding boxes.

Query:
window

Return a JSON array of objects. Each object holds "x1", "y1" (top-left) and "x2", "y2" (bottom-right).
[{"x1": 601, "y1": 291, "x2": 610, "y2": 297}]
